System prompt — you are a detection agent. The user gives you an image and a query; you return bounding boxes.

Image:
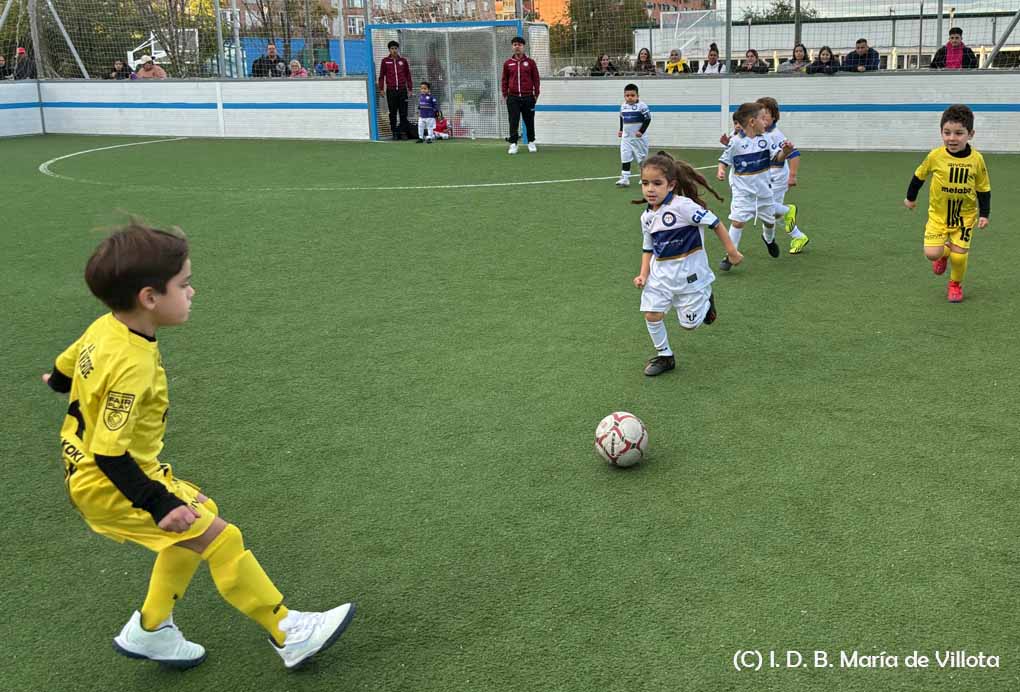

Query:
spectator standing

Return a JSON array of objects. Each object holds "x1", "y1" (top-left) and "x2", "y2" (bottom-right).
[
  {"x1": 779, "y1": 44, "x2": 810, "y2": 73},
  {"x1": 377, "y1": 40, "x2": 414, "y2": 141},
  {"x1": 806, "y1": 46, "x2": 840, "y2": 74},
  {"x1": 699, "y1": 43, "x2": 726, "y2": 74},
  {"x1": 633, "y1": 48, "x2": 658, "y2": 76},
  {"x1": 251, "y1": 44, "x2": 288, "y2": 78},
  {"x1": 590, "y1": 54, "x2": 619, "y2": 76},
  {"x1": 931, "y1": 28, "x2": 978, "y2": 69},
  {"x1": 664, "y1": 49, "x2": 692, "y2": 74},
  {"x1": 288, "y1": 60, "x2": 307, "y2": 78},
  {"x1": 501, "y1": 35, "x2": 540, "y2": 155},
  {"x1": 134, "y1": 56, "x2": 167, "y2": 80},
  {"x1": 739, "y1": 49, "x2": 770, "y2": 74},
  {"x1": 323, "y1": 59, "x2": 340, "y2": 75},
  {"x1": 844, "y1": 38, "x2": 880, "y2": 72},
  {"x1": 13, "y1": 47, "x2": 36, "y2": 80},
  {"x1": 0, "y1": 55, "x2": 11, "y2": 80},
  {"x1": 108, "y1": 59, "x2": 134, "y2": 80}
]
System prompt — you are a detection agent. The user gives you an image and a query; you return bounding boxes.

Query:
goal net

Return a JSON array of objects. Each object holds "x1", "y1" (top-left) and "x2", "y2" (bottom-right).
[{"x1": 369, "y1": 21, "x2": 550, "y2": 141}]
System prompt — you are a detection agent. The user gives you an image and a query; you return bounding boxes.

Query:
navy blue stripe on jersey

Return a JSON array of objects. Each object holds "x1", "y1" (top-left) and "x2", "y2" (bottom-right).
[
  {"x1": 621, "y1": 112, "x2": 646, "y2": 122},
  {"x1": 731, "y1": 149, "x2": 771, "y2": 176},
  {"x1": 650, "y1": 225, "x2": 703, "y2": 260}
]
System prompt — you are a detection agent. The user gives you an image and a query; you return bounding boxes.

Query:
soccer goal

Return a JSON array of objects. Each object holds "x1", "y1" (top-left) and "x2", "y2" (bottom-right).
[{"x1": 367, "y1": 20, "x2": 550, "y2": 141}]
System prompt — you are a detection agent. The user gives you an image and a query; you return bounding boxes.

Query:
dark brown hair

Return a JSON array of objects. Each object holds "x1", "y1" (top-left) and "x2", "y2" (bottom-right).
[
  {"x1": 733, "y1": 102, "x2": 762, "y2": 127},
  {"x1": 756, "y1": 96, "x2": 780, "y2": 124},
  {"x1": 634, "y1": 151, "x2": 724, "y2": 209},
  {"x1": 941, "y1": 104, "x2": 974, "y2": 132},
  {"x1": 85, "y1": 221, "x2": 189, "y2": 312}
]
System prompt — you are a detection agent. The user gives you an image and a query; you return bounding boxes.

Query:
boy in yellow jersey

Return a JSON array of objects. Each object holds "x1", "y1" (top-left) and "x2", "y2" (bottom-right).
[
  {"x1": 42, "y1": 222, "x2": 355, "y2": 669},
  {"x1": 904, "y1": 104, "x2": 991, "y2": 302}
]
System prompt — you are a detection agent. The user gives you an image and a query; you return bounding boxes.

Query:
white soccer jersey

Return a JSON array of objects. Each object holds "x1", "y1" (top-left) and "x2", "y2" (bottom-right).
[
  {"x1": 764, "y1": 124, "x2": 799, "y2": 189},
  {"x1": 640, "y1": 193, "x2": 721, "y2": 294},
  {"x1": 719, "y1": 133, "x2": 773, "y2": 199},
  {"x1": 620, "y1": 100, "x2": 651, "y2": 138}
]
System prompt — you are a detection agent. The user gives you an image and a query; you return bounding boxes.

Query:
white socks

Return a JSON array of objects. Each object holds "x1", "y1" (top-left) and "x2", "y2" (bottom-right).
[
  {"x1": 645, "y1": 320, "x2": 672, "y2": 357},
  {"x1": 762, "y1": 224, "x2": 776, "y2": 243},
  {"x1": 729, "y1": 226, "x2": 743, "y2": 248},
  {"x1": 789, "y1": 225, "x2": 805, "y2": 239}
]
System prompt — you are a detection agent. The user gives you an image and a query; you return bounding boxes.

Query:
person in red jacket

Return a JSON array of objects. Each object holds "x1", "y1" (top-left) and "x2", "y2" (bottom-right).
[
  {"x1": 377, "y1": 40, "x2": 414, "y2": 141},
  {"x1": 500, "y1": 36, "x2": 540, "y2": 155}
]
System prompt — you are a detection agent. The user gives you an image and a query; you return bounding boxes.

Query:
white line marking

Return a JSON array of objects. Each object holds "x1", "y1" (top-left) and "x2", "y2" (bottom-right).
[
  {"x1": 38, "y1": 137, "x2": 189, "y2": 182},
  {"x1": 38, "y1": 138, "x2": 714, "y2": 191}
]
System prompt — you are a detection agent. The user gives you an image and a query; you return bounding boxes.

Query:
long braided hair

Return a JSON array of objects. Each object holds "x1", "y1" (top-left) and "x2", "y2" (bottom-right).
[{"x1": 633, "y1": 151, "x2": 724, "y2": 209}]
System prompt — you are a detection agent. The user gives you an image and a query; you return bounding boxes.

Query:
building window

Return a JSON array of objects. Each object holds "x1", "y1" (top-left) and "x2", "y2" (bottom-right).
[
  {"x1": 347, "y1": 15, "x2": 365, "y2": 35},
  {"x1": 348, "y1": 0, "x2": 364, "y2": 8}
]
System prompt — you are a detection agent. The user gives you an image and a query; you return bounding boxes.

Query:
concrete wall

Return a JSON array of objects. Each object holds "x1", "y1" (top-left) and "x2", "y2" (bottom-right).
[
  {"x1": 0, "y1": 82, "x2": 43, "y2": 137},
  {"x1": 536, "y1": 72, "x2": 1020, "y2": 152},
  {"x1": 35, "y1": 79, "x2": 370, "y2": 140}
]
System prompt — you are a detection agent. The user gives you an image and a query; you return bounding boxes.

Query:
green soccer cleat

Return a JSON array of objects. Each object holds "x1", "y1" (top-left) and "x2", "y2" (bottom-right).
[
  {"x1": 783, "y1": 204, "x2": 798, "y2": 234},
  {"x1": 789, "y1": 235, "x2": 810, "y2": 254}
]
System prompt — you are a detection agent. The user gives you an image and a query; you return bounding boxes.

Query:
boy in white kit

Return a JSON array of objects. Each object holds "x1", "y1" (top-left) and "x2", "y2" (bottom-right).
[
  {"x1": 633, "y1": 152, "x2": 743, "y2": 376},
  {"x1": 757, "y1": 97, "x2": 810, "y2": 254},
  {"x1": 616, "y1": 84, "x2": 651, "y2": 187},
  {"x1": 716, "y1": 102, "x2": 794, "y2": 271}
]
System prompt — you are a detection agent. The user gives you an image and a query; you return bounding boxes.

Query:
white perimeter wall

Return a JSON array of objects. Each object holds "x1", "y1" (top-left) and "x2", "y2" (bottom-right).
[
  {"x1": 0, "y1": 82, "x2": 43, "y2": 137},
  {"x1": 537, "y1": 72, "x2": 1020, "y2": 153},
  {"x1": 36, "y1": 79, "x2": 370, "y2": 140}
]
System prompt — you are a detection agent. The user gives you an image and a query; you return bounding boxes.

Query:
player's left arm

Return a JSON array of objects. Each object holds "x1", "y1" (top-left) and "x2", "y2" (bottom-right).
[
  {"x1": 786, "y1": 148, "x2": 801, "y2": 185},
  {"x1": 637, "y1": 107, "x2": 650, "y2": 137},
  {"x1": 975, "y1": 157, "x2": 991, "y2": 228},
  {"x1": 773, "y1": 140, "x2": 795, "y2": 164},
  {"x1": 711, "y1": 221, "x2": 743, "y2": 265}
]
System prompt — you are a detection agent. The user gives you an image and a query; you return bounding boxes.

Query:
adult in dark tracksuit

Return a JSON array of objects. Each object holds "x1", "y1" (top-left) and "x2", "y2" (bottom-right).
[
  {"x1": 500, "y1": 36, "x2": 540, "y2": 155},
  {"x1": 377, "y1": 41, "x2": 415, "y2": 141}
]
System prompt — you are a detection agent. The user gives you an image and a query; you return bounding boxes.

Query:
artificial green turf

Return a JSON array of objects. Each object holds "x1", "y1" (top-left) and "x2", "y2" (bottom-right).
[{"x1": 3, "y1": 134, "x2": 1019, "y2": 692}]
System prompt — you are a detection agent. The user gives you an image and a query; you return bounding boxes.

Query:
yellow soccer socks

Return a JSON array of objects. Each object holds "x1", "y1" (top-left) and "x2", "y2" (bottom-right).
[
  {"x1": 201, "y1": 524, "x2": 289, "y2": 645},
  {"x1": 949, "y1": 251, "x2": 969, "y2": 283},
  {"x1": 141, "y1": 545, "x2": 203, "y2": 630}
]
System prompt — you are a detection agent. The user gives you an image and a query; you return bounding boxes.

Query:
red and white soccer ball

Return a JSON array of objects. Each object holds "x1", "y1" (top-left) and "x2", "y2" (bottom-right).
[{"x1": 594, "y1": 412, "x2": 648, "y2": 467}]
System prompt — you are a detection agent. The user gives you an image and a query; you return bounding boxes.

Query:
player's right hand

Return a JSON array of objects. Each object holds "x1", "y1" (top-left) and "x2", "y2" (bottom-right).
[
  {"x1": 633, "y1": 275, "x2": 646, "y2": 288},
  {"x1": 716, "y1": 171, "x2": 725, "y2": 181},
  {"x1": 719, "y1": 133, "x2": 730, "y2": 145},
  {"x1": 41, "y1": 373, "x2": 51, "y2": 385},
  {"x1": 618, "y1": 131, "x2": 623, "y2": 137},
  {"x1": 903, "y1": 199, "x2": 916, "y2": 210},
  {"x1": 728, "y1": 250, "x2": 744, "y2": 266},
  {"x1": 159, "y1": 505, "x2": 201, "y2": 533}
]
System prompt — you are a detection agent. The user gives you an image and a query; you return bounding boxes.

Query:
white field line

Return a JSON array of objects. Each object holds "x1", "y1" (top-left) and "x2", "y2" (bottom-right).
[
  {"x1": 38, "y1": 137, "x2": 189, "y2": 183},
  {"x1": 38, "y1": 138, "x2": 714, "y2": 191}
]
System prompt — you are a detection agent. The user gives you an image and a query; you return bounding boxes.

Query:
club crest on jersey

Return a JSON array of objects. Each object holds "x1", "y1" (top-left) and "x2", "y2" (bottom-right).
[
  {"x1": 104, "y1": 392, "x2": 136, "y2": 430},
  {"x1": 758, "y1": 139, "x2": 768, "y2": 149},
  {"x1": 662, "y1": 212, "x2": 677, "y2": 227}
]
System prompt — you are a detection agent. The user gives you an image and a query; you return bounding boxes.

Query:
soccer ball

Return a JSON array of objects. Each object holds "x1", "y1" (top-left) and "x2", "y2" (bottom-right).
[{"x1": 594, "y1": 412, "x2": 648, "y2": 467}]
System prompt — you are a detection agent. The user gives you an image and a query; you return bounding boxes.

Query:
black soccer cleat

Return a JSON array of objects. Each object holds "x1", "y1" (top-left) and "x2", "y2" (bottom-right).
[
  {"x1": 762, "y1": 233, "x2": 780, "y2": 258},
  {"x1": 704, "y1": 293, "x2": 717, "y2": 325},
  {"x1": 644, "y1": 354, "x2": 676, "y2": 377},
  {"x1": 719, "y1": 256, "x2": 732, "y2": 271}
]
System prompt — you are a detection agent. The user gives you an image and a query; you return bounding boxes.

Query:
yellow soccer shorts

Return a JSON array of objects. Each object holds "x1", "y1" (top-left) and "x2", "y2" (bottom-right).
[
  {"x1": 924, "y1": 218, "x2": 973, "y2": 249},
  {"x1": 68, "y1": 462, "x2": 218, "y2": 553}
]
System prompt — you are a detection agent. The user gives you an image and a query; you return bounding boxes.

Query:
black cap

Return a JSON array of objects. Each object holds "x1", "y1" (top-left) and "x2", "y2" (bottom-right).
[{"x1": 511, "y1": 36, "x2": 525, "y2": 45}]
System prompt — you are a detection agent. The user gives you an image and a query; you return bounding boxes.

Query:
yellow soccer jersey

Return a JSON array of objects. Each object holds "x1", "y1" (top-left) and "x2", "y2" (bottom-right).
[
  {"x1": 54, "y1": 313, "x2": 169, "y2": 477},
  {"x1": 914, "y1": 145, "x2": 991, "y2": 229}
]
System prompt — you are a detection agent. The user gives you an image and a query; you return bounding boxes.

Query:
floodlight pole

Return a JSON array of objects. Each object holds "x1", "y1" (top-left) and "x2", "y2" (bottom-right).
[
  {"x1": 214, "y1": 0, "x2": 227, "y2": 77},
  {"x1": 724, "y1": 0, "x2": 732, "y2": 71},
  {"x1": 984, "y1": 6, "x2": 1020, "y2": 68},
  {"x1": 794, "y1": 0, "x2": 802, "y2": 46},
  {"x1": 230, "y1": 0, "x2": 244, "y2": 78},
  {"x1": 936, "y1": 0, "x2": 943, "y2": 51},
  {"x1": 334, "y1": 0, "x2": 347, "y2": 76},
  {"x1": 0, "y1": 0, "x2": 15, "y2": 35},
  {"x1": 44, "y1": 0, "x2": 89, "y2": 78}
]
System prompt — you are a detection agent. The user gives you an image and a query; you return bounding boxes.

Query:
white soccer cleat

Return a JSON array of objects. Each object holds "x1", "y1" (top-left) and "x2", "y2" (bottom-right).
[
  {"x1": 112, "y1": 611, "x2": 206, "y2": 669},
  {"x1": 615, "y1": 176, "x2": 630, "y2": 187},
  {"x1": 507, "y1": 143, "x2": 518, "y2": 155},
  {"x1": 272, "y1": 603, "x2": 356, "y2": 670},
  {"x1": 527, "y1": 142, "x2": 538, "y2": 153}
]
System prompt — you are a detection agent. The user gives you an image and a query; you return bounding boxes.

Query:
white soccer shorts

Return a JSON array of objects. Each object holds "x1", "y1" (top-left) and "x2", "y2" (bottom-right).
[
  {"x1": 640, "y1": 283, "x2": 712, "y2": 329},
  {"x1": 729, "y1": 193, "x2": 775, "y2": 225},
  {"x1": 418, "y1": 117, "x2": 436, "y2": 139},
  {"x1": 620, "y1": 135, "x2": 649, "y2": 165}
]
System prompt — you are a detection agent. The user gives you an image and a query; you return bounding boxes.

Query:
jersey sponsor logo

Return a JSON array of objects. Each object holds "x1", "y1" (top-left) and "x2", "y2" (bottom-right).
[
  {"x1": 103, "y1": 391, "x2": 136, "y2": 431},
  {"x1": 78, "y1": 343, "x2": 96, "y2": 379}
]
